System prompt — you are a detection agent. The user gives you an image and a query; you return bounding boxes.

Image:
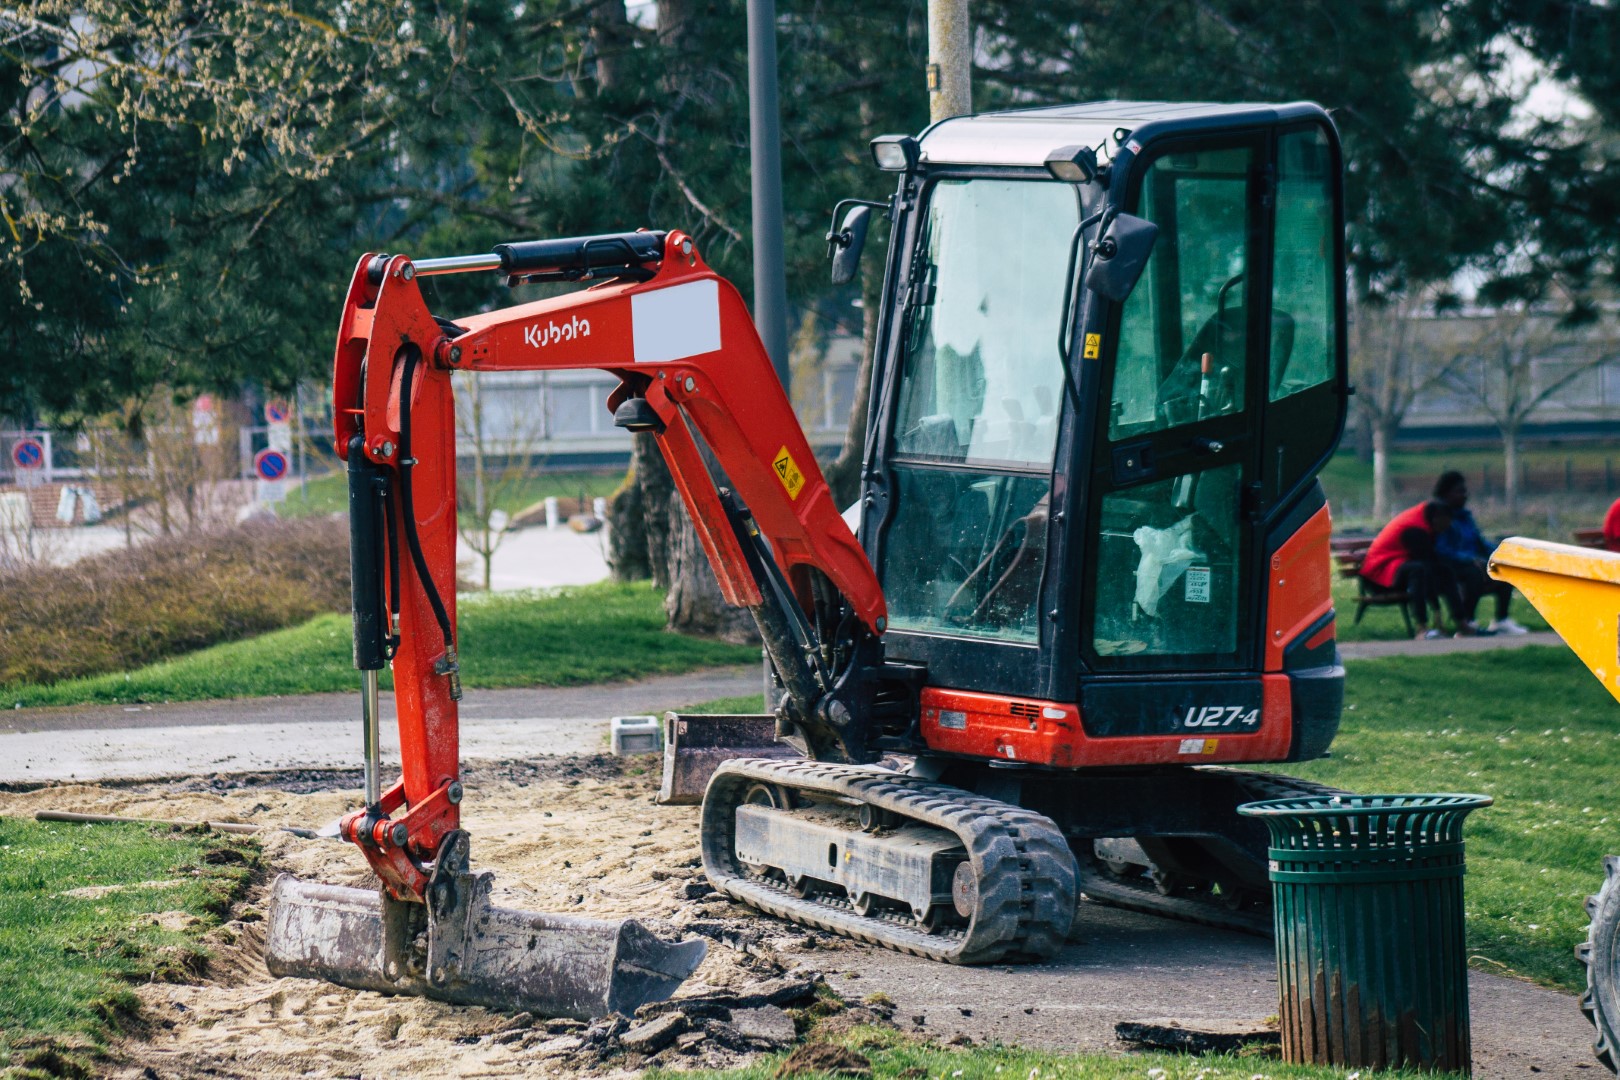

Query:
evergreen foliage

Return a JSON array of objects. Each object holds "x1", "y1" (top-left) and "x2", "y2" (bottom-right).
[{"x1": 4, "y1": 1, "x2": 1619, "y2": 421}]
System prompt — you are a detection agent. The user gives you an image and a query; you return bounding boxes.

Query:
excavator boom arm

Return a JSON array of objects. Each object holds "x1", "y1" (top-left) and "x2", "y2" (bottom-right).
[{"x1": 330, "y1": 229, "x2": 887, "y2": 900}]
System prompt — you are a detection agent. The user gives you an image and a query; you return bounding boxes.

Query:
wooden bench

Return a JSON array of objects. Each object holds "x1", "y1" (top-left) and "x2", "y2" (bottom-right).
[
  {"x1": 1574, "y1": 527, "x2": 1607, "y2": 549},
  {"x1": 1330, "y1": 536, "x2": 1415, "y2": 635}
]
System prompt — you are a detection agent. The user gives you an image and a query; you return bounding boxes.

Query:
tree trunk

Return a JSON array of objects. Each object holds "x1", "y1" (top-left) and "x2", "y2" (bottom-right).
[
  {"x1": 480, "y1": 528, "x2": 493, "y2": 591},
  {"x1": 604, "y1": 430, "x2": 757, "y2": 640},
  {"x1": 1354, "y1": 411, "x2": 1374, "y2": 463},
  {"x1": 1371, "y1": 418, "x2": 1395, "y2": 522},
  {"x1": 1504, "y1": 425, "x2": 1522, "y2": 517},
  {"x1": 657, "y1": 0, "x2": 696, "y2": 48},
  {"x1": 607, "y1": 432, "x2": 668, "y2": 584},
  {"x1": 664, "y1": 495, "x2": 757, "y2": 641},
  {"x1": 588, "y1": 0, "x2": 633, "y2": 92},
  {"x1": 606, "y1": 455, "x2": 650, "y2": 582},
  {"x1": 592, "y1": 0, "x2": 759, "y2": 639}
]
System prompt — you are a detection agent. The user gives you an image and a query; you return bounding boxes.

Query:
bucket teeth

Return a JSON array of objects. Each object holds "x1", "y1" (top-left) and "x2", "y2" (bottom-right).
[{"x1": 265, "y1": 873, "x2": 706, "y2": 1019}]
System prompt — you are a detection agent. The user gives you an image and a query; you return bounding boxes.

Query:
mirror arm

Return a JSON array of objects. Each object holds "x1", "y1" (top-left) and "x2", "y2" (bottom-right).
[
  {"x1": 825, "y1": 198, "x2": 892, "y2": 256},
  {"x1": 1055, "y1": 208, "x2": 1110, "y2": 418},
  {"x1": 1056, "y1": 208, "x2": 1110, "y2": 361}
]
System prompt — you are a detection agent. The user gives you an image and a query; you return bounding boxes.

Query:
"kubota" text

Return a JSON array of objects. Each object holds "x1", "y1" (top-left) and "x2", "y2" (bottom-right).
[{"x1": 525, "y1": 315, "x2": 591, "y2": 349}]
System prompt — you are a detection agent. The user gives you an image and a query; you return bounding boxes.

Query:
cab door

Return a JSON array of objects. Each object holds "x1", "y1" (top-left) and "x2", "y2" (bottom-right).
[{"x1": 1082, "y1": 136, "x2": 1268, "y2": 686}]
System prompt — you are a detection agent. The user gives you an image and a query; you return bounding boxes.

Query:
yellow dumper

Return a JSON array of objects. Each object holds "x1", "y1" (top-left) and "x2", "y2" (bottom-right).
[{"x1": 1490, "y1": 538, "x2": 1620, "y2": 1072}]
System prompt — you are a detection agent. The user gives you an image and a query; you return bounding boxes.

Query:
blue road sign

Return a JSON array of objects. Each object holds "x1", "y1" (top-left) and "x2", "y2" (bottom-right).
[
  {"x1": 12, "y1": 438, "x2": 44, "y2": 469},
  {"x1": 254, "y1": 448, "x2": 289, "y2": 481},
  {"x1": 264, "y1": 399, "x2": 291, "y2": 424}
]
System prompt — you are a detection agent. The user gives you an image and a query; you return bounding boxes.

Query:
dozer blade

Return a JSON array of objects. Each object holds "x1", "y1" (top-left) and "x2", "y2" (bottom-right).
[
  {"x1": 657, "y1": 712, "x2": 800, "y2": 805},
  {"x1": 265, "y1": 871, "x2": 707, "y2": 1020}
]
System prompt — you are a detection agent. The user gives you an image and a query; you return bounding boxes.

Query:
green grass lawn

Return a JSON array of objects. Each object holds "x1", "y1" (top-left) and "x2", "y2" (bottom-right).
[
  {"x1": 276, "y1": 468, "x2": 626, "y2": 522},
  {"x1": 678, "y1": 694, "x2": 768, "y2": 714},
  {"x1": 0, "y1": 819, "x2": 259, "y2": 1073},
  {"x1": 668, "y1": 1024, "x2": 1418, "y2": 1080},
  {"x1": 3, "y1": 581, "x2": 757, "y2": 708},
  {"x1": 1286, "y1": 646, "x2": 1616, "y2": 992}
]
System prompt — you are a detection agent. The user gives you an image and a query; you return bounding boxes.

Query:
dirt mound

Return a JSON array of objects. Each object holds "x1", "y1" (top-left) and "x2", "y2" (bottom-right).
[{"x1": 0, "y1": 756, "x2": 850, "y2": 1077}]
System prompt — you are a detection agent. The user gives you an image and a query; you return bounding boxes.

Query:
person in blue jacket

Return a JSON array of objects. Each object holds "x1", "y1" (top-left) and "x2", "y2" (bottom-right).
[{"x1": 1433, "y1": 470, "x2": 1527, "y2": 634}]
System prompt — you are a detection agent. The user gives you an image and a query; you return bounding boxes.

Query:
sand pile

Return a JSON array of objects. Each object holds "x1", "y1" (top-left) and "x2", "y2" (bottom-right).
[{"x1": 1, "y1": 756, "x2": 858, "y2": 1078}]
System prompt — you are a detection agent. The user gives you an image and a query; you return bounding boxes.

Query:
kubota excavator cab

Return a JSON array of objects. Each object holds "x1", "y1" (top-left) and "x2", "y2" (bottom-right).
[{"x1": 852, "y1": 101, "x2": 1346, "y2": 755}]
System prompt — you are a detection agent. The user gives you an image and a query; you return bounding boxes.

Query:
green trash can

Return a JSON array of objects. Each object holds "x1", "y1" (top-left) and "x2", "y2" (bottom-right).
[{"x1": 1238, "y1": 793, "x2": 1492, "y2": 1074}]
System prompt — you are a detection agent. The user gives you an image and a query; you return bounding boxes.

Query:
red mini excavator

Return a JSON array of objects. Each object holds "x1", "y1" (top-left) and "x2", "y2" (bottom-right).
[{"x1": 266, "y1": 101, "x2": 1350, "y2": 1013}]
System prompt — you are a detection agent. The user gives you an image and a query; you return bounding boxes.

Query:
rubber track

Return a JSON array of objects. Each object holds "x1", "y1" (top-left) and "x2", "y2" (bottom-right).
[
  {"x1": 701, "y1": 758, "x2": 1077, "y2": 965},
  {"x1": 1074, "y1": 768, "x2": 1350, "y2": 937}
]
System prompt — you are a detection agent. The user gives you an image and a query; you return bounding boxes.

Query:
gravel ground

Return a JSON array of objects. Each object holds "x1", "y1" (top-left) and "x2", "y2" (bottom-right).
[{"x1": 0, "y1": 755, "x2": 1595, "y2": 1078}]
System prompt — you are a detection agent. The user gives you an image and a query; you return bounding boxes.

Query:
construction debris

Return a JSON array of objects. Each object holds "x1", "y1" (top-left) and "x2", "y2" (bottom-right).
[
  {"x1": 774, "y1": 1042, "x2": 873, "y2": 1077},
  {"x1": 1114, "y1": 1017, "x2": 1280, "y2": 1055}
]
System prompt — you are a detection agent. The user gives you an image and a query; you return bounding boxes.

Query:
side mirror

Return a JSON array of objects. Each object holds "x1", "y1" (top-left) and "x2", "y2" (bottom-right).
[
  {"x1": 829, "y1": 206, "x2": 872, "y2": 286},
  {"x1": 1085, "y1": 213, "x2": 1158, "y2": 302}
]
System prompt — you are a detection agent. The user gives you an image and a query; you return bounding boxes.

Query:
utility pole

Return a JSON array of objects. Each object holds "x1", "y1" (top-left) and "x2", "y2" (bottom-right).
[
  {"x1": 927, "y1": 0, "x2": 973, "y2": 123},
  {"x1": 746, "y1": 0, "x2": 791, "y2": 391}
]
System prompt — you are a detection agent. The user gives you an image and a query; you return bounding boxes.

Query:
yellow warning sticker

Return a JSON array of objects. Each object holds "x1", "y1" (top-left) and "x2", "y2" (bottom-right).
[
  {"x1": 1082, "y1": 333, "x2": 1102, "y2": 360},
  {"x1": 772, "y1": 446, "x2": 806, "y2": 500}
]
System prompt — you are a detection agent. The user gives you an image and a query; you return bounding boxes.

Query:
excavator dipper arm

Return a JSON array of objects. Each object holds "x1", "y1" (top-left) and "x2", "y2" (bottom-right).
[{"x1": 328, "y1": 229, "x2": 888, "y2": 902}]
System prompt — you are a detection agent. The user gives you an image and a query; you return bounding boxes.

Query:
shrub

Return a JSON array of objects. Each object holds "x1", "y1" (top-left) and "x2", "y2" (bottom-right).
[{"x1": 0, "y1": 517, "x2": 349, "y2": 687}]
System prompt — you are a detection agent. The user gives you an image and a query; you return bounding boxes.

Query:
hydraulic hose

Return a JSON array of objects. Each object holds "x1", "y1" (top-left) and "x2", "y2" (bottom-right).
[
  {"x1": 396, "y1": 348, "x2": 460, "y2": 698},
  {"x1": 382, "y1": 481, "x2": 401, "y2": 648}
]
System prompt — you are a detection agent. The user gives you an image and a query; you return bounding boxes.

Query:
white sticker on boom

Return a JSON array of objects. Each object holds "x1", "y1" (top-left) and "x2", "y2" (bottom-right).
[
  {"x1": 1184, "y1": 565, "x2": 1211, "y2": 603},
  {"x1": 631, "y1": 279, "x2": 722, "y2": 363}
]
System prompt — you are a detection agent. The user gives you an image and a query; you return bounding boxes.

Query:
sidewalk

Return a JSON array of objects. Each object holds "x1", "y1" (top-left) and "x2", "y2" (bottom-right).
[
  {"x1": 0, "y1": 665, "x2": 759, "y2": 783},
  {"x1": 1, "y1": 630, "x2": 1575, "y2": 784},
  {"x1": 1339, "y1": 630, "x2": 1565, "y2": 660},
  {"x1": 457, "y1": 524, "x2": 610, "y2": 590}
]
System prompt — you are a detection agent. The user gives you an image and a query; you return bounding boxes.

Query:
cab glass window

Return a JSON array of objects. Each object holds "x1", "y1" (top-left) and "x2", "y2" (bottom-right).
[
  {"x1": 892, "y1": 179, "x2": 1078, "y2": 469},
  {"x1": 1109, "y1": 147, "x2": 1253, "y2": 440},
  {"x1": 1091, "y1": 463, "x2": 1242, "y2": 661},
  {"x1": 882, "y1": 468, "x2": 1050, "y2": 643},
  {"x1": 1269, "y1": 128, "x2": 1336, "y2": 400}
]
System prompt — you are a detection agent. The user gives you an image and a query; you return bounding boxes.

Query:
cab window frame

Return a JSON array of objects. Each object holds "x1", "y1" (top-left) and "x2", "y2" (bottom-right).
[{"x1": 1079, "y1": 128, "x2": 1273, "y2": 675}]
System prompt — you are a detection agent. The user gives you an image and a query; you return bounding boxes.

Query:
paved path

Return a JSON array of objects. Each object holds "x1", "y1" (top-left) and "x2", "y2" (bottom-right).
[
  {"x1": 823, "y1": 903, "x2": 1593, "y2": 1078},
  {"x1": 2, "y1": 629, "x2": 1574, "y2": 783},
  {"x1": 457, "y1": 525, "x2": 611, "y2": 591},
  {"x1": 0, "y1": 666, "x2": 758, "y2": 783},
  {"x1": 1340, "y1": 630, "x2": 1566, "y2": 660}
]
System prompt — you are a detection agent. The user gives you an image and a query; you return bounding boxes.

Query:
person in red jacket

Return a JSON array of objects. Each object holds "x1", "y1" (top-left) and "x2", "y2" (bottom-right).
[
  {"x1": 1604, "y1": 497, "x2": 1620, "y2": 553},
  {"x1": 1360, "y1": 499, "x2": 1471, "y2": 639}
]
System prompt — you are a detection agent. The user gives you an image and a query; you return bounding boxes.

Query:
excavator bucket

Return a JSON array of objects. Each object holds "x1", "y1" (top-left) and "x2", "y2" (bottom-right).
[
  {"x1": 264, "y1": 836, "x2": 707, "y2": 1019},
  {"x1": 1488, "y1": 537, "x2": 1620, "y2": 702},
  {"x1": 657, "y1": 712, "x2": 800, "y2": 805}
]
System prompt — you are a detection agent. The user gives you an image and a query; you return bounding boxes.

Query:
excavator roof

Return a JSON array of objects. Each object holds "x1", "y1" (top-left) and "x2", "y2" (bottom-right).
[{"x1": 917, "y1": 99, "x2": 1329, "y2": 168}]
